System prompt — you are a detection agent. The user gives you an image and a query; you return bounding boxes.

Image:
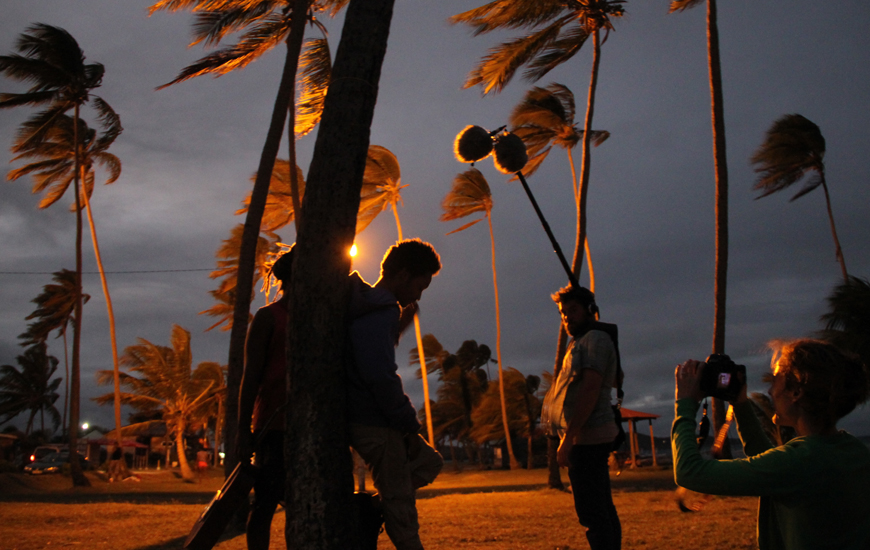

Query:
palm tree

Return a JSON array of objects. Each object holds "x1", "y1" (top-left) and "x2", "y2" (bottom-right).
[
  {"x1": 355, "y1": 144, "x2": 438, "y2": 445},
  {"x1": 818, "y1": 276, "x2": 870, "y2": 368},
  {"x1": 150, "y1": 1, "x2": 346, "y2": 475},
  {"x1": 18, "y1": 270, "x2": 89, "y2": 437},
  {"x1": 191, "y1": 361, "x2": 228, "y2": 467},
  {"x1": 452, "y1": 1, "x2": 625, "y2": 480},
  {"x1": 441, "y1": 168, "x2": 520, "y2": 469},
  {"x1": 1, "y1": 24, "x2": 115, "y2": 486},
  {"x1": 413, "y1": 336, "x2": 490, "y2": 467},
  {"x1": 751, "y1": 114, "x2": 847, "y2": 280},
  {"x1": 470, "y1": 367, "x2": 541, "y2": 469},
  {"x1": 7, "y1": 113, "x2": 126, "y2": 452},
  {"x1": 0, "y1": 343, "x2": 62, "y2": 435},
  {"x1": 94, "y1": 325, "x2": 219, "y2": 481},
  {"x1": 669, "y1": 0, "x2": 731, "y2": 447},
  {"x1": 452, "y1": 0, "x2": 624, "y2": 281}
]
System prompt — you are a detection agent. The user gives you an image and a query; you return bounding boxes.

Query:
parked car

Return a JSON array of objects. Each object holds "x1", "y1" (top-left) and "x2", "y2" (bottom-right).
[
  {"x1": 29, "y1": 445, "x2": 64, "y2": 463},
  {"x1": 24, "y1": 451, "x2": 90, "y2": 475}
]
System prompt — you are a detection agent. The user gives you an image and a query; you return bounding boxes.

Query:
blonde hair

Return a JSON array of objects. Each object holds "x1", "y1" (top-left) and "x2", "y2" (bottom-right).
[{"x1": 768, "y1": 338, "x2": 869, "y2": 425}]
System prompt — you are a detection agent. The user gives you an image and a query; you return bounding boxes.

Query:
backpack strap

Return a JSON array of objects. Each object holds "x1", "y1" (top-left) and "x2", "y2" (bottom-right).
[{"x1": 585, "y1": 321, "x2": 624, "y2": 407}]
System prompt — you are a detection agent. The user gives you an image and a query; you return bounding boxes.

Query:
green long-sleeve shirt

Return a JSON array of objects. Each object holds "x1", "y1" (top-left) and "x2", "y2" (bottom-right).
[{"x1": 672, "y1": 398, "x2": 870, "y2": 550}]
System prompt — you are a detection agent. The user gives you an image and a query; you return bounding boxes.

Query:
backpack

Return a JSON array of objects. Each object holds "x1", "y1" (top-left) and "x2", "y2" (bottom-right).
[{"x1": 586, "y1": 321, "x2": 626, "y2": 452}]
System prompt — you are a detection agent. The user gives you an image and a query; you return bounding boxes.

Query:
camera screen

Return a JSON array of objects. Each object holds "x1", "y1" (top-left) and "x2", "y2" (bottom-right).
[{"x1": 717, "y1": 373, "x2": 731, "y2": 388}]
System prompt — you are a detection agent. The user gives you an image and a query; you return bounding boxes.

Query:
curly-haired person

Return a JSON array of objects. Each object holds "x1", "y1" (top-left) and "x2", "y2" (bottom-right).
[{"x1": 673, "y1": 339, "x2": 870, "y2": 550}]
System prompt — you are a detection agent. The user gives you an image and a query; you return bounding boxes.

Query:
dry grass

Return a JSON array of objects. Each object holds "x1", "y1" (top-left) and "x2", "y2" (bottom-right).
[{"x1": 0, "y1": 468, "x2": 758, "y2": 550}]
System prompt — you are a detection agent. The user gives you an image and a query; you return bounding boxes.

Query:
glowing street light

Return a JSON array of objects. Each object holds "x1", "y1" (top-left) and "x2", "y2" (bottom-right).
[{"x1": 81, "y1": 422, "x2": 89, "y2": 431}]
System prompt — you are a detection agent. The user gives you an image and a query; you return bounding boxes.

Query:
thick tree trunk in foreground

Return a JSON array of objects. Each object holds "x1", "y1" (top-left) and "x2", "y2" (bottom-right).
[{"x1": 286, "y1": 0, "x2": 395, "y2": 548}]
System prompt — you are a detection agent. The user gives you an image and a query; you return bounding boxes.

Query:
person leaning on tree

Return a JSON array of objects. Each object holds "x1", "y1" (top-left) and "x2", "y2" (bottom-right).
[
  {"x1": 673, "y1": 338, "x2": 870, "y2": 550},
  {"x1": 236, "y1": 248, "x2": 294, "y2": 550},
  {"x1": 545, "y1": 285, "x2": 622, "y2": 550},
  {"x1": 346, "y1": 239, "x2": 444, "y2": 550}
]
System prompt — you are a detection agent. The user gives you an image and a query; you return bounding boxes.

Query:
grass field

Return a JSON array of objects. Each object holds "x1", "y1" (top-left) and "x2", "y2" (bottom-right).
[{"x1": 0, "y1": 467, "x2": 758, "y2": 550}]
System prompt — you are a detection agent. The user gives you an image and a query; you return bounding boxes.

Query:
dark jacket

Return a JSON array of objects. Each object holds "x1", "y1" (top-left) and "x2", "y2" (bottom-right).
[{"x1": 345, "y1": 272, "x2": 421, "y2": 434}]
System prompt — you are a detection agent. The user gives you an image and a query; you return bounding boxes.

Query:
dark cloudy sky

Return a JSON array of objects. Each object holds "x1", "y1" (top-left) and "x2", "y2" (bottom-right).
[{"x1": 2, "y1": 1, "x2": 869, "y2": 437}]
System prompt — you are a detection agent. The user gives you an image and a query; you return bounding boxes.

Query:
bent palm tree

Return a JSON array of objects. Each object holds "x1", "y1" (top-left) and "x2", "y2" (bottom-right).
[
  {"x1": 453, "y1": 1, "x2": 625, "y2": 481},
  {"x1": 94, "y1": 325, "x2": 218, "y2": 482},
  {"x1": 150, "y1": 1, "x2": 347, "y2": 475},
  {"x1": 1, "y1": 24, "x2": 115, "y2": 486},
  {"x1": 751, "y1": 114, "x2": 847, "y2": 280},
  {"x1": 19, "y1": 271, "x2": 89, "y2": 437},
  {"x1": 470, "y1": 367, "x2": 540, "y2": 469},
  {"x1": 418, "y1": 336, "x2": 490, "y2": 467},
  {"x1": 8, "y1": 113, "x2": 126, "y2": 453},
  {"x1": 452, "y1": 0, "x2": 624, "y2": 283},
  {"x1": 441, "y1": 168, "x2": 520, "y2": 469}
]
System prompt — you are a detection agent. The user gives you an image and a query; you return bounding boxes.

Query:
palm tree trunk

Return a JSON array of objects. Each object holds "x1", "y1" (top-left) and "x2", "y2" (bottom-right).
[
  {"x1": 224, "y1": 20, "x2": 305, "y2": 480},
  {"x1": 213, "y1": 397, "x2": 223, "y2": 468},
  {"x1": 286, "y1": 0, "x2": 395, "y2": 545},
  {"x1": 707, "y1": 0, "x2": 730, "y2": 448},
  {"x1": 175, "y1": 424, "x2": 195, "y2": 481},
  {"x1": 287, "y1": 0, "x2": 310, "y2": 233},
  {"x1": 392, "y1": 203, "x2": 436, "y2": 446},
  {"x1": 567, "y1": 148, "x2": 595, "y2": 292},
  {"x1": 487, "y1": 214, "x2": 520, "y2": 470},
  {"x1": 80, "y1": 176, "x2": 124, "y2": 449},
  {"x1": 820, "y1": 175, "x2": 848, "y2": 280},
  {"x1": 571, "y1": 28, "x2": 600, "y2": 279},
  {"x1": 61, "y1": 328, "x2": 69, "y2": 438},
  {"x1": 67, "y1": 107, "x2": 89, "y2": 487},
  {"x1": 547, "y1": 27, "x2": 602, "y2": 486},
  {"x1": 525, "y1": 394, "x2": 534, "y2": 470}
]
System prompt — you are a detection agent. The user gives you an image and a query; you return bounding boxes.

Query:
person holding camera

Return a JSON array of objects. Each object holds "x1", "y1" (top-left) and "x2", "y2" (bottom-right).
[
  {"x1": 673, "y1": 339, "x2": 870, "y2": 550},
  {"x1": 546, "y1": 285, "x2": 622, "y2": 550}
]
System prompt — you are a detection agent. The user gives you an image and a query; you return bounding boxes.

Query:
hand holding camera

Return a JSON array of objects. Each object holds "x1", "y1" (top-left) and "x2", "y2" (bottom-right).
[{"x1": 675, "y1": 354, "x2": 747, "y2": 403}]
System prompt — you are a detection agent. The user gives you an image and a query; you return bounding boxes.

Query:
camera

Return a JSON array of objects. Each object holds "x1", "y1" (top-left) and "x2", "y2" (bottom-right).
[{"x1": 698, "y1": 353, "x2": 746, "y2": 402}]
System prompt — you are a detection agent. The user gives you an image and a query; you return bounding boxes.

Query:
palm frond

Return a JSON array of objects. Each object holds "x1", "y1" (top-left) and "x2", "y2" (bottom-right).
[
  {"x1": 668, "y1": 0, "x2": 704, "y2": 14},
  {"x1": 751, "y1": 114, "x2": 826, "y2": 200},
  {"x1": 523, "y1": 22, "x2": 589, "y2": 82},
  {"x1": 450, "y1": 0, "x2": 566, "y2": 35},
  {"x1": 295, "y1": 37, "x2": 332, "y2": 138},
  {"x1": 464, "y1": 22, "x2": 564, "y2": 95},
  {"x1": 92, "y1": 96, "x2": 123, "y2": 151},
  {"x1": 237, "y1": 159, "x2": 306, "y2": 232},
  {"x1": 189, "y1": 5, "x2": 278, "y2": 47},
  {"x1": 587, "y1": 130, "x2": 611, "y2": 147},
  {"x1": 157, "y1": 14, "x2": 289, "y2": 88},
  {"x1": 441, "y1": 168, "x2": 492, "y2": 223},
  {"x1": 510, "y1": 85, "x2": 569, "y2": 130}
]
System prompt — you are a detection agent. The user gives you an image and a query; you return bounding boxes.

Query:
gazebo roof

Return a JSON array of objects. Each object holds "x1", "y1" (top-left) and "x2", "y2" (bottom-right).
[{"x1": 618, "y1": 407, "x2": 661, "y2": 421}]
